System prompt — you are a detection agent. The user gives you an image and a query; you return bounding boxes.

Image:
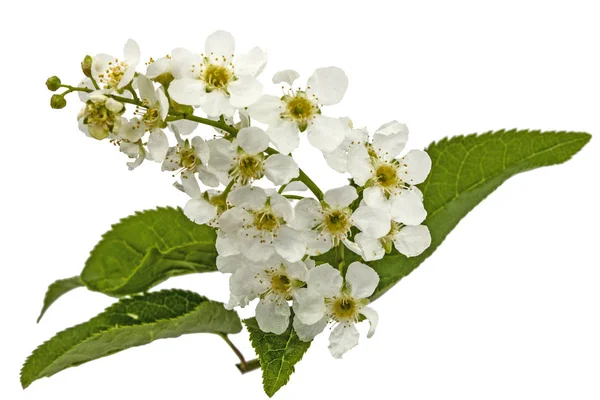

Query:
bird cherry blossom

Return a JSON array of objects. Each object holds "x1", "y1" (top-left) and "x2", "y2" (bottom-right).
[{"x1": 247, "y1": 67, "x2": 349, "y2": 154}]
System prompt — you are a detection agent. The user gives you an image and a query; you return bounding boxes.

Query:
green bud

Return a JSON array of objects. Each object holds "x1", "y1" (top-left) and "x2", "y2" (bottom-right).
[
  {"x1": 45, "y1": 76, "x2": 61, "y2": 91},
  {"x1": 170, "y1": 98, "x2": 194, "y2": 115},
  {"x1": 381, "y1": 237, "x2": 393, "y2": 254},
  {"x1": 153, "y1": 72, "x2": 174, "y2": 87},
  {"x1": 81, "y1": 55, "x2": 93, "y2": 77},
  {"x1": 50, "y1": 94, "x2": 67, "y2": 109}
]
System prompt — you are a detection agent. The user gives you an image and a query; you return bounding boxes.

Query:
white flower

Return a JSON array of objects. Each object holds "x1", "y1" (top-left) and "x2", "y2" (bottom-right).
[
  {"x1": 292, "y1": 186, "x2": 390, "y2": 256},
  {"x1": 136, "y1": 74, "x2": 171, "y2": 161},
  {"x1": 226, "y1": 255, "x2": 311, "y2": 334},
  {"x1": 162, "y1": 134, "x2": 220, "y2": 187},
  {"x1": 322, "y1": 119, "x2": 368, "y2": 173},
  {"x1": 348, "y1": 121, "x2": 432, "y2": 226},
  {"x1": 293, "y1": 262, "x2": 379, "y2": 358},
  {"x1": 208, "y1": 127, "x2": 299, "y2": 186},
  {"x1": 181, "y1": 176, "x2": 220, "y2": 227},
  {"x1": 218, "y1": 186, "x2": 305, "y2": 262},
  {"x1": 168, "y1": 30, "x2": 267, "y2": 117},
  {"x1": 77, "y1": 92, "x2": 124, "y2": 140},
  {"x1": 354, "y1": 222, "x2": 432, "y2": 261},
  {"x1": 92, "y1": 39, "x2": 141, "y2": 91},
  {"x1": 247, "y1": 67, "x2": 349, "y2": 154}
]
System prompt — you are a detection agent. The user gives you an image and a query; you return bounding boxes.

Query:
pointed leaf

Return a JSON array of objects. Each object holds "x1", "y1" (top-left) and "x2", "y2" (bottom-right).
[
  {"x1": 37, "y1": 276, "x2": 84, "y2": 323},
  {"x1": 80, "y1": 207, "x2": 217, "y2": 297},
  {"x1": 21, "y1": 289, "x2": 241, "y2": 388},
  {"x1": 245, "y1": 316, "x2": 311, "y2": 397},
  {"x1": 371, "y1": 129, "x2": 591, "y2": 299}
]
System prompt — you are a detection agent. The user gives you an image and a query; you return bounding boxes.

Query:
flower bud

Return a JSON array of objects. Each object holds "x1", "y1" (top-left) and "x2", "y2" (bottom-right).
[
  {"x1": 81, "y1": 55, "x2": 93, "y2": 77},
  {"x1": 50, "y1": 94, "x2": 67, "y2": 109},
  {"x1": 45, "y1": 76, "x2": 61, "y2": 91}
]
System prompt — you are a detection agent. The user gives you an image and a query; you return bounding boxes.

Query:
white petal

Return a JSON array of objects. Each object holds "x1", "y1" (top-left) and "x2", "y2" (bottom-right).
[
  {"x1": 191, "y1": 136, "x2": 210, "y2": 163},
  {"x1": 170, "y1": 48, "x2": 201, "y2": 79},
  {"x1": 119, "y1": 117, "x2": 144, "y2": 142},
  {"x1": 184, "y1": 198, "x2": 216, "y2": 225},
  {"x1": 169, "y1": 119, "x2": 198, "y2": 136},
  {"x1": 219, "y1": 208, "x2": 251, "y2": 233},
  {"x1": 246, "y1": 95, "x2": 284, "y2": 125},
  {"x1": 373, "y1": 130, "x2": 409, "y2": 162},
  {"x1": 400, "y1": 150, "x2": 432, "y2": 185},
  {"x1": 217, "y1": 254, "x2": 247, "y2": 274},
  {"x1": 198, "y1": 165, "x2": 221, "y2": 187},
  {"x1": 118, "y1": 67, "x2": 136, "y2": 90},
  {"x1": 362, "y1": 186, "x2": 390, "y2": 212},
  {"x1": 292, "y1": 288, "x2": 326, "y2": 325},
  {"x1": 328, "y1": 323, "x2": 359, "y2": 359},
  {"x1": 270, "y1": 193, "x2": 294, "y2": 222},
  {"x1": 236, "y1": 228, "x2": 275, "y2": 262},
  {"x1": 306, "y1": 115, "x2": 347, "y2": 153},
  {"x1": 235, "y1": 47, "x2": 267, "y2": 77},
  {"x1": 282, "y1": 181, "x2": 308, "y2": 193},
  {"x1": 91, "y1": 53, "x2": 115, "y2": 82},
  {"x1": 123, "y1": 39, "x2": 141, "y2": 65},
  {"x1": 207, "y1": 138, "x2": 236, "y2": 172},
  {"x1": 354, "y1": 232, "x2": 385, "y2": 262},
  {"x1": 347, "y1": 146, "x2": 374, "y2": 186},
  {"x1": 292, "y1": 198, "x2": 323, "y2": 231},
  {"x1": 323, "y1": 147, "x2": 349, "y2": 173},
  {"x1": 201, "y1": 90, "x2": 235, "y2": 117},
  {"x1": 146, "y1": 56, "x2": 170, "y2": 79},
  {"x1": 307, "y1": 263, "x2": 343, "y2": 298},
  {"x1": 264, "y1": 154, "x2": 299, "y2": 185},
  {"x1": 375, "y1": 120, "x2": 409, "y2": 137},
  {"x1": 346, "y1": 262, "x2": 379, "y2": 299},
  {"x1": 181, "y1": 172, "x2": 201, "y2": 198},
  {"x1": 228, "y1": 76, "x2": 263, "y2": 108},
  {"x1": 157, "y1": 88, "x2": 170, "y2": 122},
  {"x1": 352, "y1": 206, "x2": 391, "y2": 239},
  {"x1": 147, "y1": 130, "x2": 169, "y2": 161},
  {"x1": 390, "y1": 188, "x2": 427, "y2": 225},
  {"x1": 306, "y1": 67, "x2": 348, "y2": 106},
  {"x1": 274, "y1": 225, "x2": 306, "y2": 262},
  {"x1": 393, "y1": 224, "x2": 431, "y2": 257},
  {"x1": 256, "y1": 299, "x2": 291, "y2": 334},
  {"x1": 273, "y1": 69, "x2": 300, "y2": 86},
  {"x1": 228, "y1": 186, "x2": 267, "y2": 209},
  {"x1": 169, "y1": 78, "x2": 206, "y2": 106},
  {"x1": 136, "y1": 74, "x2": 156, "y2": 103},
  {"x1": 205, "y1": 30, "x2": 235, "y2": 58},
  {"x1": 105, "y1": 98, "x2": 123, "y2": 113},
  {"x1": 266, "y1": 122, "x2": 300, "y2": 154},
  {"x1": 285, "y1": 260, "x2": 309, "y2": 282},
  {"x1": 304, "y1": 230, "x2": 334, "y2": 256},
  {"x1": 324, "y1": 185, "x2": 358, "y2": 208},
  {"x1": 360, "y1": 306, "x2": 379, "y2": 338},
  {"x1": 293, "y1": 315, "x2": 328, "y2": 342},
  {"x1": 77, "y1": 78, "x2": 94, "y2": 102},
  {"x1": 216, "y1": 232, "x2": 239, "y2": 256},
  {"x1": 229, "y1": 266, "x2": 266, "y2": 299},
  {"x1": 236, "y1": 126, "x2": 269, "y2": 154}
]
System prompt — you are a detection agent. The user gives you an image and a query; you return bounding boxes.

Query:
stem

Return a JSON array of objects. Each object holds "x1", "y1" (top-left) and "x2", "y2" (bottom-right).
[
  {"x1": 283, "y1": 194, "x2": 305, "y2": 200},
  {"x1": 219, "y1": 334, "x2": 248, "y2": 368},
  {"x1": 337, "y1": 243, "x2": 346, "y2": 275},
  {"x1": 179, "y1": 113, "x2": 238, "y2": 136},
  {"x1": 236, "y1": 358, "x2": 261, "y2": 374},
  {"x1": 265, "y1": 148, "x2": 324, "y2": 201}
]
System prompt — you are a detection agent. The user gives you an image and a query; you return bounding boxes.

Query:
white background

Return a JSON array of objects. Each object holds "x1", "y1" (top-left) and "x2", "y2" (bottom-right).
[{"x1": 1, "y1": 0, "x2": 599, "y2": 399}]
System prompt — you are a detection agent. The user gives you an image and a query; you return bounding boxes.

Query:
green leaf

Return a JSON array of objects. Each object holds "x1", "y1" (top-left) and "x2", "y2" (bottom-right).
[
  {"x1": 245, "y1": 316, "x2": 311, "y2": 397},
  {"x1": 80, "y1": 207, "x2": 217, "y2": 297},
  {"x1": 371, "y1": 129, "x2": 591, "y2": 300},
  {"x1": 21, "y1": 289, "x2": 241, "y2": 389},
  {"x1": 37, "y1": 276, "x2": 84, "y2": 323}
]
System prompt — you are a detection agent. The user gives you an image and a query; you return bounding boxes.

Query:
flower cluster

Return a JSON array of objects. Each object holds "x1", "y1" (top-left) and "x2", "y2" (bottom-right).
[{"x1": 48, "y1": 30, "x2": 432, "y2": 358}]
